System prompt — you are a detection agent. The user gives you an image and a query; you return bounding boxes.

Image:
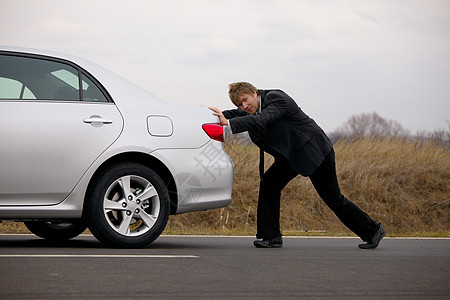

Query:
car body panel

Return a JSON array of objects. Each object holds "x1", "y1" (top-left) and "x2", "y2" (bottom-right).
[
  {"x1": 150, "y1": 142, "x2": 233, "y2": 214},
  {"x1": 0, "y1": 101, "x2": 123, "y2": 205},
  {"x1": 0, "y1": 46, "x2": 233, "y2": 220}
]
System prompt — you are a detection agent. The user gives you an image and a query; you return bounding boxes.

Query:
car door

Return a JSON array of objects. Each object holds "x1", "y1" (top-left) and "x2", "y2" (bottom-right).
[{"x1": 0, "y1": 53, "x2": 123, "y2": 205}]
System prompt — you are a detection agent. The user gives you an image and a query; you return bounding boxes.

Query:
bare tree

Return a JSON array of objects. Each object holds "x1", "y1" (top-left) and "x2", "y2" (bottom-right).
[
  {"x1": 416, "y1": 121, "x2": 450, "y2": 147},
  {"x1": 337, "y1": 112, "x2": 408, "y2": 139}
]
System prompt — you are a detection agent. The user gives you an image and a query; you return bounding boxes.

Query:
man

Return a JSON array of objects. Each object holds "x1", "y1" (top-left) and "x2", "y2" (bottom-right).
[{"x1": 209, "y1": 82, "x2": 385, "y2": 249}]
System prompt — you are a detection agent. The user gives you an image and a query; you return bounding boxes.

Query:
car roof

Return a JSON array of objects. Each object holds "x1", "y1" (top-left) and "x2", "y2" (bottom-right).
[
  {"x1": 1, "y1": 45, "x2": 168, "y2": 105},
  {"x1": 1, "y1": 45, "x2": 96, "y2": 68}
]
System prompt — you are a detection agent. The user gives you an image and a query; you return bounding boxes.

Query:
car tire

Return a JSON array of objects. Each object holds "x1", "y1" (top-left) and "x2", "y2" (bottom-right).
[
  {"x1": 86, "y1": 163, "x2": 170, "y2": 248},
  {"x1": 24, "y1": 219, "x2": 87, "y2": 241}
]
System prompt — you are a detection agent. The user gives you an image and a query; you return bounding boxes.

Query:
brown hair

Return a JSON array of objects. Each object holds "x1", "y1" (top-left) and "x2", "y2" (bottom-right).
[{"x1": 228, "y1": 82, "x2": 258, "y2": 106}]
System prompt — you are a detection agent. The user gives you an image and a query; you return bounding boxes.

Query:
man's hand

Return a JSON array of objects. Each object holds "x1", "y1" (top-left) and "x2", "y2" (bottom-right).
[{"x1": 208, "y1": 107, "x2": 229, "y2": 126}]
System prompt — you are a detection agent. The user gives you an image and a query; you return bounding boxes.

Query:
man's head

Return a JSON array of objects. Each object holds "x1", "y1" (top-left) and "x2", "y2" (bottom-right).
[{"x1": 228, "y1": 82, "x2": 260, "y2": 114}]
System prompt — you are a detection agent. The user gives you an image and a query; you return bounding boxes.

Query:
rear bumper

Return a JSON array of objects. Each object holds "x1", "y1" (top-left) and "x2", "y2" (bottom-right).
[{"x1": 151, "y1": 140, "x2": 234, "y2": 214}]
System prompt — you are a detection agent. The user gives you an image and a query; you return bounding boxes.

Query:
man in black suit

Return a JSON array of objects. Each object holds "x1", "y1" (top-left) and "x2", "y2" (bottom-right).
[{"x1": 209, "y1": 82, "x2": 385, "y2": 249}]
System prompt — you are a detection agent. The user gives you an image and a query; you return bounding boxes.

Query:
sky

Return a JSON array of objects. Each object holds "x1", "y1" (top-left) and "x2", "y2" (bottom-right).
[{"x1": 1, "y1": 0, "x2": 449, "y2": 133}]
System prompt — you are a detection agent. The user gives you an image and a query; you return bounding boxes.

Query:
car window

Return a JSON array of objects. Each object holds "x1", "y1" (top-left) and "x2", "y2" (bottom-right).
[
  {"x1": 81, "y1": 73, "x2": 108, "y2": 102},
  {"x1": 0, "y1": 54, "x2": 108, "y2": 102},
  {"x1": 0, "y1": 77, "x2": 36, "y2": 99}
]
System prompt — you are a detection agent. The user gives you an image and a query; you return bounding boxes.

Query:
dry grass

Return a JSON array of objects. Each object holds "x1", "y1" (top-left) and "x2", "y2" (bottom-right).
[
  {"x1": 1, "y1": 137, "x2": 449, "y2": 237},
  {"x1": 165, "y1": 137, "x2": 449, "y2": 237}
]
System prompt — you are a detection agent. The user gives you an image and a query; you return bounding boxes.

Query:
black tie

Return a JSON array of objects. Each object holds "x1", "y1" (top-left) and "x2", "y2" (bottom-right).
[
  {"x1": 259, "y1": 148, "x2": 264, "y2": 182},
  {"x1": 255, "y1": 110, "x2": 264, "y2": 182}
]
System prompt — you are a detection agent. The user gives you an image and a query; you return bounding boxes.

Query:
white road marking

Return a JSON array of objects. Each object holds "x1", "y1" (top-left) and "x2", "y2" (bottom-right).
[{"x1": 0, "y1": 254, "x2": 198, "y2": 258}]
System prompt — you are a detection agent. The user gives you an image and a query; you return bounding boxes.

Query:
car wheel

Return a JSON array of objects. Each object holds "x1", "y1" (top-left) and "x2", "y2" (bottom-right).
[
  {"x1": 24, "y1": 220, "x2": 87, "y2": 241},
  {"x1": 86, "y1": 163, "x2": 170, "y2": 248}
]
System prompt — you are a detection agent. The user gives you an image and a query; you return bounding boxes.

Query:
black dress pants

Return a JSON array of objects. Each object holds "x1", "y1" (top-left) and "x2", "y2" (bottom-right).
[{"x1": 256, "y1": 149, "x2": 378, "y2": 241}]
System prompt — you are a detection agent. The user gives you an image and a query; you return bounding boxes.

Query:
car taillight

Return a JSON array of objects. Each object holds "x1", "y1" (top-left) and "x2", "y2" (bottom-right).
[{"x1": 202, "y1": 123, "x2": 224, "y2": 142}]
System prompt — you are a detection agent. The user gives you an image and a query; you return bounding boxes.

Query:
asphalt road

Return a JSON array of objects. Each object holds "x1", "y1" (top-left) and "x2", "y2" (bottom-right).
[{"x1": 0, "y1": 234, "x2": 448, "y2": 299}]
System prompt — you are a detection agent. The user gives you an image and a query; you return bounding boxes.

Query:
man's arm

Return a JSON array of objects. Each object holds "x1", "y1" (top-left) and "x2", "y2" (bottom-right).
[
  {"x1": 208, "y1": 107, "x2": 230, "y2": 126},
  {"x1": 208, "y1": 106, "x2": 248, "y2": 126},
  {"x1": 226, "y1": 92, "x2": 287, "y2": 134},
  {"x1": 222, "y1": 108, "x2": 247, "y2": 119}
]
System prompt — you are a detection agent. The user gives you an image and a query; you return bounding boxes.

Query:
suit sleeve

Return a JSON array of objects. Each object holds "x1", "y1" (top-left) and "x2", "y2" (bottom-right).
[
  {"x1": 225, "y1": 92, "x2": 287, "y2": 134},
  {"x1": 222, "y1": 108, "x2": 247, "y2": 119}
]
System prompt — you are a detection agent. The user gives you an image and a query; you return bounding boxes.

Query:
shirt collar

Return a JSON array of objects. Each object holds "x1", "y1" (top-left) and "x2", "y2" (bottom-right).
[{"x1": 257, "y1": 95, "x2": 262, "y2": 114}]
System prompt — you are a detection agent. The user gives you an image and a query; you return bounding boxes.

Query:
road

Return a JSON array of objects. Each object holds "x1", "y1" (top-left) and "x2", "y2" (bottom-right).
[{"x1": 0, "y1": 234, "x2": 448, "y2": 299}]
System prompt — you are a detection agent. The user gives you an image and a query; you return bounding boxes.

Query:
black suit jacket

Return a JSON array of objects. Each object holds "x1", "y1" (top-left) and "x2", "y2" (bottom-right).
[{"x1": 223, "y1": 89, "x2": 333, "y2": 177}]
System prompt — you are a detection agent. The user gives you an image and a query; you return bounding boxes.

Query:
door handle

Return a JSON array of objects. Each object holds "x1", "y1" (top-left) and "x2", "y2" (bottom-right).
[{"x1": 83, "y1": 115, "x2": 113, "y2": 127}]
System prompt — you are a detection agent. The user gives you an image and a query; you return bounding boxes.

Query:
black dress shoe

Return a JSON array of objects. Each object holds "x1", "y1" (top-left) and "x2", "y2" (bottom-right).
[
  {"x1": 254, "y1": 236, "x2": 283, "y2": 248},
  {"x1": 358, "y1": 224, "x2": 386, "y2": 249}
]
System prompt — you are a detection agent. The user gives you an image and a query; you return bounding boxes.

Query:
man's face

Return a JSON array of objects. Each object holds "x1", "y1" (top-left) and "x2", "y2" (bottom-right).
[{"x1": 235, "y1": 91, "x2": 260, "y2": 114}]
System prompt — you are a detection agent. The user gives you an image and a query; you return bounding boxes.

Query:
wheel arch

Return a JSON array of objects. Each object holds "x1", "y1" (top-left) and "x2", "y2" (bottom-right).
[{"x1": 84, "y1": 152, "x2": 178, "y2": 215}]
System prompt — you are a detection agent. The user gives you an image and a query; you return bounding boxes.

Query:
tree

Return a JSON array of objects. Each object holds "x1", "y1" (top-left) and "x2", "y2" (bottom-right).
[{"x1": 336, "y1": 112, "x2": 408, "y2": 139}]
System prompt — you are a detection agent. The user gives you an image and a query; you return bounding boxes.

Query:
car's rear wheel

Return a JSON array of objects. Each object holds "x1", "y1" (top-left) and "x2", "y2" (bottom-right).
[
  {"x1": 24, "y1": 220, "x2": 87, "y2": 241},
  {"x1": 86, "y1": 163, "x2": 169, "y2": 248}
]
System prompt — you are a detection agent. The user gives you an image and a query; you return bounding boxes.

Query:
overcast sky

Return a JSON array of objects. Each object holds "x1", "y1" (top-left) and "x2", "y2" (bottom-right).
[{"x1": 1, "y1": 0, "x2": 449, "y2": 133}]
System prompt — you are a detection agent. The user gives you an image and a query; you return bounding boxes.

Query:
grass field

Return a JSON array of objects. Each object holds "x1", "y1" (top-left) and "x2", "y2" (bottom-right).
[
  {"x1": 165, "y1": 137, "x2": 449, "y2": 237},
  {"x1": 1, "y1": 137, "x2": 449, "y2": 237}
]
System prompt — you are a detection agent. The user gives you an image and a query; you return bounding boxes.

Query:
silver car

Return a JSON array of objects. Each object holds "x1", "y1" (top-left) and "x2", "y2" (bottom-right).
[{"x1": 0, "y1": 46, "x2": 233, "y2": 247}]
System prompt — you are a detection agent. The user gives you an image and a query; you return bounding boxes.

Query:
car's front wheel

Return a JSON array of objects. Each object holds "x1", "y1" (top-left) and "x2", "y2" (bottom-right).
[
  {"x1": 86, "y1": 163, "x2": 170, "y2": 248},
  {"x1": 24, "y1": 220, "x2": 87, "y2": 241}
]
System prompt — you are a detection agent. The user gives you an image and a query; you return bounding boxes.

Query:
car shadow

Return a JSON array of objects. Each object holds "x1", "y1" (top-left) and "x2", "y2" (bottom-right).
[
  {"x1": 0, "y1": 235, "x2": 104, "y2": 248},
  {"x1": 0, "y1": 234, "x2": 240, "y2": 250}
]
